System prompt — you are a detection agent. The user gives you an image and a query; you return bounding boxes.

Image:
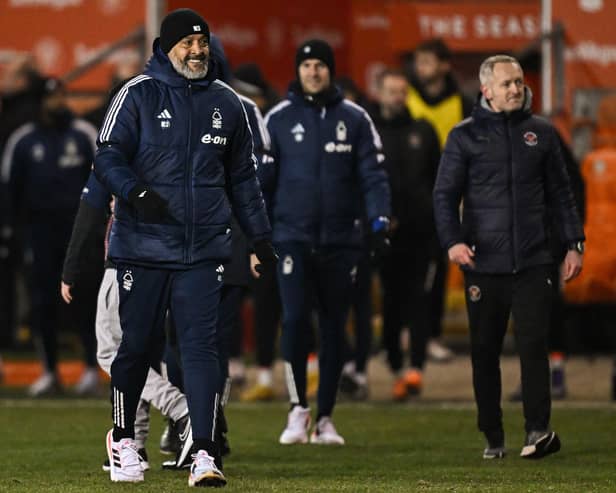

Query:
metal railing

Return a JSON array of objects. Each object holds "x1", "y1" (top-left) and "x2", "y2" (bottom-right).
[{"x1": 62, "y1": 26, "x2": 146, "y2": 85}]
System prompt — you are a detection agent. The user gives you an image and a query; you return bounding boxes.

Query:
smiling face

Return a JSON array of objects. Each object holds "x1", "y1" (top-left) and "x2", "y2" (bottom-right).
[
  {"x1": 298, "y1": 58, "x2": 331, "y2": 95},
  {"x1": 481, "y1": 62, "x2": 525, "y2": 113},
  {"x1": 168, "y1": 33, "x2": 209, "y2": 80}
]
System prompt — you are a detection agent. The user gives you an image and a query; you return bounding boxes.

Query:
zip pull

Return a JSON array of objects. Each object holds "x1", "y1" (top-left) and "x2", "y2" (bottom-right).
[{"x1": 321, "y1": 107, "x2": 326, "y2": 119}]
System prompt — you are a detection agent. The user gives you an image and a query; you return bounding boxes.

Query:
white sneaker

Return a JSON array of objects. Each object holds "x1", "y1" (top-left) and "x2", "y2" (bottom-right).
[
  {"x1": 310, "y1": 416, "x2": 345, "y2": 445},
  {"x1": 427, "y1": 339, "x2": 454, "y2": 363},
  {"x1": 28, "y1": 372, "x2": 61, "y2": 397},
  {"x1": 74, "y1": 367, "x2": 99, "y2": 395},
  {"x1": 188, "y1": 450, "x2": 226, "y2": 487},
  {"x1": 105, "y1": 429, "x2": 144, "y2": 482},
  {"x1": 279, "y1": 406, "x2": 311, "y2": 444}
]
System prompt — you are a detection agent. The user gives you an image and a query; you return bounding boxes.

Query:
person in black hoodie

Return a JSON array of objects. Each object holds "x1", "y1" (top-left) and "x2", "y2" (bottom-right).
[
  {"x1": 370, "y1": 69, "x2": 441, "y2": 400},
  {"x1": 433, "y1": 55, "x2": 585, "y2": 461},
  {"x1": 405, "y1": 39, "x2": 473, "y2": 363}
]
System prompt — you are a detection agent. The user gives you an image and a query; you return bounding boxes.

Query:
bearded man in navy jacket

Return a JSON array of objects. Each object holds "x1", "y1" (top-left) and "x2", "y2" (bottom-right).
[
  {"x1": 261, "y1": 39, "x2": 391, "y2": 446},
  {"x1": 93, "y1": 8, "x2": 276, "y2": 487}
]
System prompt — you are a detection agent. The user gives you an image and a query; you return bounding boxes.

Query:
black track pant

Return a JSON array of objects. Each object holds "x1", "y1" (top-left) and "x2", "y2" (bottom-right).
[{"x1": 464, "y1": 265, "x2": 553, "y2": 435}]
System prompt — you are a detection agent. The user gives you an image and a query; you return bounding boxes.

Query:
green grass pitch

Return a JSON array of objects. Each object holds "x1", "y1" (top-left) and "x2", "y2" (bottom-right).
[{"x1": 1, "y1": 400, "x2": 614, "y2": 492}]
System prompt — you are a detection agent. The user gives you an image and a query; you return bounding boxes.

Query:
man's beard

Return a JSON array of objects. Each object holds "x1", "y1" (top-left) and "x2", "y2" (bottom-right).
[{"x1": 170, "y1": 54, "x2": 208, "y2": 80}]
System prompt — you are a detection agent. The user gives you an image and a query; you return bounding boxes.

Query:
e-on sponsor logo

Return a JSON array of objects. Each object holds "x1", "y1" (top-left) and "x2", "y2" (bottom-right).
[
  {"x1": 324, "y1": 142, "x2": 352, "y2": 153},
  {"x1": 201, "y1": 134, "x2": 228, "y2": 145}
]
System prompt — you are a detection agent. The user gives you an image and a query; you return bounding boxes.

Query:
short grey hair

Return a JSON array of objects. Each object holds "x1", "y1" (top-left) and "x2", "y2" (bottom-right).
[{"x1": 479, "y1": 55, "x2": 522, "y2": 85}]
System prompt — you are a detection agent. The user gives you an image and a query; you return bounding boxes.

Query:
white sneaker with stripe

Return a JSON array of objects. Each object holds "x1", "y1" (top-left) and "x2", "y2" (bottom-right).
[
  {"x1": 279, "y1": 405, "x2": 311, "y2": 444},
  {"x1": 105, "y1": 429, "x2": 144, "y2": 482},
  {"x1": 188, "y1": 450, "x2": 226, "y2": 487},
  {"x1": 310, "y1": 416, "x2": 345, "y2": 445}
]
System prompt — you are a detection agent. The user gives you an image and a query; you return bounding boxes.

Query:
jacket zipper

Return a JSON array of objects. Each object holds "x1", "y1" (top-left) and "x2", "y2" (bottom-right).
[
  {"x1": 185, "y1": 83, "x2": 194, "y2": 264},
  {"x1": 506, "y1": 118, "x2": 518, "y2": 273},
  {"x1": 316, "y1": 106, "x2": 326, "y2": 246}
]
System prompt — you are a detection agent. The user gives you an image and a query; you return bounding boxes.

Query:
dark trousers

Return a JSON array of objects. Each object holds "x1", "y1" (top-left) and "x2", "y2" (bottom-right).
[
  {"x1": 346, "y1": 249, "x2": 372, "y2": 373},
  {"x1": 28, "y1": 219, "x2": 98, "y2": 372},
  {"x1": 0, "y1": 245, "x2": 16, "y2": 348},
  {"x1": 217, "y1": 285, "x2": 244, "y2": 395},
  {"x1": 380, "y1": 247, "x2": 432, "y2": 372},
  {"x1": 111, "y1": 263, "x2": 221, "y2": 451},
  {"x1": 430, "y1": 253, "x2": 448, "y2": 339},
  {"x1": 250, "y1": 262, "x2": 281, "y2": 368},
  {"x1": 547, "y1": 265, "x2": 566, "y2": 353},
  {"x1": 165, "y1": 284, "x2": 241, "y2": 394},
  {"x1": 276, "y1": 242, "x2": 359, "y2": 417},
  {"x1": 465, "y1": 265, "x2": 553, "y2": 435}
]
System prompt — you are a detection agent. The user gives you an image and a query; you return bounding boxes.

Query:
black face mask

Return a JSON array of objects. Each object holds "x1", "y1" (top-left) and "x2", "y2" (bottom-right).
[{"x1": 42, "y1": 106, "x2": 72, "y2": 128}]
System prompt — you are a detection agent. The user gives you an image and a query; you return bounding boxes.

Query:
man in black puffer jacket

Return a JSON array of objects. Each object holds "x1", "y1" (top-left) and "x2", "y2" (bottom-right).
[{"x1": 433, "y1": 55, "x2": 584, "y2": 461}]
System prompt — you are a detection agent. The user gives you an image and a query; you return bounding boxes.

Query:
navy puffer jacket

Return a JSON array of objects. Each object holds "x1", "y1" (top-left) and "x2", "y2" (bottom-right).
[
  {"x1": 93, "y1": 40, "x2": 270, "y2": 268},
  {"x1": 433, "y1": 89, "x2": 584, "y2": 273}
]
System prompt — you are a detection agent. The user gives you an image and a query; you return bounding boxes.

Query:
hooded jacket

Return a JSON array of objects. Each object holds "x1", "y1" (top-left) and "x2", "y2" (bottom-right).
[
  {"x1": 370, "y1": 107, "x2": 440, "y2": 246},
  {"x1": 93, "y1": 40, "x2": 270, "y2": 268},
  {"x1": 433, "y1": 89, "x2": 585, "y2": 274},
  {"x1": 262, "y1": 82, "x2": 390, "y2": 247}
]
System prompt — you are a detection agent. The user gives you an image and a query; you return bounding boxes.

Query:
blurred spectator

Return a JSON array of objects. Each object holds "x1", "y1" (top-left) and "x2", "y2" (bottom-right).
[
  {"x1": 84, "y1": 55, "x2": 142, "y2": 129},
  {"x1": 371, "y1": 69, "x2": 441, "y2": 399},
  {"x1": 336, "y1": 76, "x2": 370, "y2": 109},
  {"x1": 406, "y1": 38, "x2": 473, "y2": 363},
  {"x1": 232, "y1": 63, "x2": 279, "y2": 114},
  {"x1": 336, "y1": 75, "x2": 373, "y2": 401},
  {"x1": 233, "y1": 62, "x2": 282, "y2": 402},
  {"x1": 0, "y1": 55, "x2": 45, "y2": 348},
  {"x1": 1, "y1": 78, "x2": 99, "y2": 396}
]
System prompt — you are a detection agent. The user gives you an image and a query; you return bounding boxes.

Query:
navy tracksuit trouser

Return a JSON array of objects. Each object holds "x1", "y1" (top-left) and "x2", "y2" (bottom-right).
[
  {"x1": 111, "y1": 262, "x2": 222, "y2": 452},
  {"x1": 276, "y1": 242, "x2": 360, "y2": 417}
]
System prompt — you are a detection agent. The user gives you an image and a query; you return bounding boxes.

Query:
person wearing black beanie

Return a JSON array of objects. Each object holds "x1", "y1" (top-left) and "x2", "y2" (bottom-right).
[
  {"x1": 160, "y1": 8, "x2": 211, "y2": 80},
  {"x1": 262, "y1": 38, "x2": 391, "y2": 447},
  {"x1": 94, "y1": 5, "x2": 276, "y2": 489},
  {"x1": 295, "y1": 39, "x2": 335, "y2": 78},
  {"x1": 292, "y1": 39, "x2": 337, "y2": 106},
  {"x1": 160, "y1": 8, "x2": 210, "y2": 53}
]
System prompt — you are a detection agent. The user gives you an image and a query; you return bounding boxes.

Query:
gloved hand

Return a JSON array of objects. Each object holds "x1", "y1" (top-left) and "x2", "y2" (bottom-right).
[
  {"x1": 370, "y1": 230, "x2": 391, "y2": 262},
  {"x1": 369, "y1": 216, "x2": 391, "y2": 263},
  {"x1": 253, "y1": 239, "x2": 278, "y2": 274},
  {"x1": 128, "y1": 183, "x2": 168, "y2": 223}
]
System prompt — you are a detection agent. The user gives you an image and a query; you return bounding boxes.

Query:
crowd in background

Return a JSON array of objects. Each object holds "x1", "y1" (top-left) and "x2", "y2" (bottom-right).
[{"x1": 0, "y1": 37, "x2": 614, "y2": 403}]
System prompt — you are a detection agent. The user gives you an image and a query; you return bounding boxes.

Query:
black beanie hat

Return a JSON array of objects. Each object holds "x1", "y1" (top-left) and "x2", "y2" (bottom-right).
[
  {"x1": 160, "y1": 8, "x2": 210, "y2": 54},
  {"x1": 295, "y1": 39, "x2": 335, "y2": 76}
]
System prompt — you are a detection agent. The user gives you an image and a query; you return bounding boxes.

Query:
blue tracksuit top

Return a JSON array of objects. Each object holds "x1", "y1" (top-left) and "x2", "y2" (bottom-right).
[{"x1": 262, "y1": 85, "x2": 390, "y2": 247}]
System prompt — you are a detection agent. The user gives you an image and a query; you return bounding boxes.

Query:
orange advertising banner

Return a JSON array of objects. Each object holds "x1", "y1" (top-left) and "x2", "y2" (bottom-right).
[
  {"x1": 0, "y1": 0, "x2": 144, "y2": 90},
  {"x1": 554, "y1": 0, "x2": 616, "y2": 89},
  {"x1": 388, "y1": 1, "x2": 540, "y2": 53},
  {"x1": 348, "y1": 0, "x2": 395, "y2": 99}
]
